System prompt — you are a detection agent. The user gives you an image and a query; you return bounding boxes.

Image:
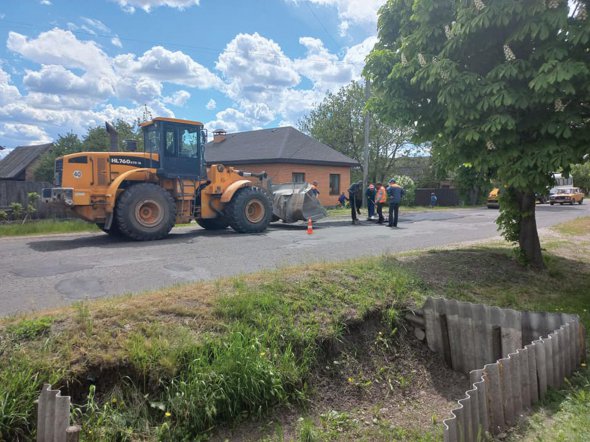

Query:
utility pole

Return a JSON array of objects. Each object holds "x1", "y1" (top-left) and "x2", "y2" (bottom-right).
[{"x1": 362, "y1": 79, "x2": 370, "y2": 208}]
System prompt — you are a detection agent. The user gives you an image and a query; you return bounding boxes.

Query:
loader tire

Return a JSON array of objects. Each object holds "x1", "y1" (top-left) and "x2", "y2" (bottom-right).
[
  {"x1": 116, "y1": 183, "x2": 176, "y2": 241},
  {"x1": 196, "y1": 217, "x2": 229, "y2": 230},
  {"x1": 226, "y1": 187, "x2": 272, "y2": 234}
]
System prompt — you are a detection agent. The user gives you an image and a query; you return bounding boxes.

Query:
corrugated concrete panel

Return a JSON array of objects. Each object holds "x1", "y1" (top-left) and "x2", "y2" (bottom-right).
[
  {"x1": 37, "y1": 384, "x2": 76, "y2": 442},
  {"x1": 422, "y1": 298, "x2": 585, "y2": 442}
]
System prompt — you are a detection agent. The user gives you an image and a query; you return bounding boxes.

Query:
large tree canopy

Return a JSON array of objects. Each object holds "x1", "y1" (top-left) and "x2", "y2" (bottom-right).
[
  {"x1": 298, "y1": 80, "x2": 420, "y2": 183},
  {"x1": 365, "y1": 0, "x2": 590, "y2": 267}
]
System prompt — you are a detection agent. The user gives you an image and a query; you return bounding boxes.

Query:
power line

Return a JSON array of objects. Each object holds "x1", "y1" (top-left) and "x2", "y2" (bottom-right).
[{"x1": 0, "y1": 18, "x2": 365, "y2": 68}]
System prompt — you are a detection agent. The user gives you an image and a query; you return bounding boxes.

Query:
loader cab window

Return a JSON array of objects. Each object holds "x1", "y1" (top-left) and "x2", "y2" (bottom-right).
[
  {"x1": 144, "y1": 126, "x2": 158, "y2": 153},
  {"x1": 158, "y1": 122, "x2": 205, "y2": 179}
]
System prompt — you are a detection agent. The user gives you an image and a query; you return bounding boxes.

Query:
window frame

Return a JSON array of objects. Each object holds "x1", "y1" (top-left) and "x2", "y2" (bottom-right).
[
  {"x1": 292, "y1": 172, "x2": 306, "y2": 184},
  {"x1": 329, "y1": 174, "x2": 340, "y2": 195}
]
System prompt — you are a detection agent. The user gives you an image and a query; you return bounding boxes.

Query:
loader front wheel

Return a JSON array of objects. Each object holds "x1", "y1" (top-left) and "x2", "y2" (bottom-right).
[
  {"x1": 226, "y1": 187, "x2": 272, "y2": 233},
  {"x1": 116, "y1": 183, "x2": 176, "y2": 240},
  {"x1": 196, "y1": 217, "x2": 229, "y2": 230}
]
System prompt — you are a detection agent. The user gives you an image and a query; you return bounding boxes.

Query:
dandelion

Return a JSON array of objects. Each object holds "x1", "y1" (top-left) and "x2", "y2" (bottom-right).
[
  {"x1": 474, "y1": 0, "x2": 486, "y2": 11},
  {"x1": 259, "y1": 351, "x2": 266, "y2": 357},
  {"x1": 348, "y1": 377, "x2": 354, "y2": 383},
  {"x1": 111, "y1": 398, "x2": 117, "y2": 404},
  {"x1": 165, "y1": 411, "x2": 172, "y2": 418}
]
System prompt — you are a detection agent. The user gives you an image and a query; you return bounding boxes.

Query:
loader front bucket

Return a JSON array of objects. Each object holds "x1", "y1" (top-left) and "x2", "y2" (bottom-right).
[{"x1": 270, "y1": 182, "x2": 327, "y2": 223}]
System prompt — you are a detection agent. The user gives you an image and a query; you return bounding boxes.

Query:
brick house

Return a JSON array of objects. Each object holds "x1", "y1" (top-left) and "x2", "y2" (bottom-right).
[
  {"x1": 205, "y1": 127, "x2": 359, "y2": 207},
  {"x1": 0, "y1": 143, "x2": 52, "y2": 181}
]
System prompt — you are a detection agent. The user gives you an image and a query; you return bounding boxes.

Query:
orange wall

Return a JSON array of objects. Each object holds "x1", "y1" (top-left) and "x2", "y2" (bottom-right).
[{"x1": 228, "y1": 163, "x2": 352, "y2": 207}]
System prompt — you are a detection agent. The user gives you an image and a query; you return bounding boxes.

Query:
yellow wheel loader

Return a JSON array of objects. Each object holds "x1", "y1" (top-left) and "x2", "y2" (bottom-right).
[{"x1": 42, "y1": 117, "x2": 274, "y2": 240}]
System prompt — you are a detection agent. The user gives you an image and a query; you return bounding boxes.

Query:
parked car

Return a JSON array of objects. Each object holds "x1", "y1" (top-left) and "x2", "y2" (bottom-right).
[{"x1": 549, "y1": 187, "x2": 584, "y2": 205}]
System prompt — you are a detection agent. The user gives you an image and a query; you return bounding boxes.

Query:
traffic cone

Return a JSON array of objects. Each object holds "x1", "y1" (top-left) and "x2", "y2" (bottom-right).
[{"x1": 307, "y1": 217, "x2": 313, "y2": 235}]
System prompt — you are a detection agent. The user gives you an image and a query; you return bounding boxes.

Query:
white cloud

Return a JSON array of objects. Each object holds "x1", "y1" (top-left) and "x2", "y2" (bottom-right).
[
  {"x1": 209, "y1": 32, "x2": 373, "y2": 131},
  {"x1": 163, "y1": 90, "x2": 191, "y2": 107},
  {"x1": 111, "y1": 36, "x2": 123, "y2": 48},
  {"x1": 206, "y1": 99, "x2": 216, "y2": 110},
  {"x1": 115, "y1": 46, "x2": 223, "y2": 89},
  {"x1": 81, "y1": 17, "x2": 111, "y2": 34},
  {"x1": 0, "y1": 67, "x2": 22, "y2": 106},
  {"x1": 8, "y1": 29, "x2": 112, "y2": 74},
  {"x1": 112, "y1": 0, "x2": 200, "y2": 13},
  {"x1": 289, "y1": 0, "x2": 385, "y2": 35},
  {"x1": 0, "y1": 123, "x2": 51, "y2": 145},
  {"x1": 40, "y1": 0, "x2": 52, "y2": 5}
]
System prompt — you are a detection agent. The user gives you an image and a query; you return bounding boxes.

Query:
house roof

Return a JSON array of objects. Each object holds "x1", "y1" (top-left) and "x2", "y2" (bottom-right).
[
  {"x1": 205, "y1": 127, "x2": 359, "y2": 167},
  {"x1": 0, "y1": 143, "x2": 52, "y2": 179}
]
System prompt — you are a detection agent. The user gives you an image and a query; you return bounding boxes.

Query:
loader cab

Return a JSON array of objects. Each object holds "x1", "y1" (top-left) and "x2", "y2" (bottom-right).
[{"x1": 142, "y1": 117, "x2": 207, "y2": 179}]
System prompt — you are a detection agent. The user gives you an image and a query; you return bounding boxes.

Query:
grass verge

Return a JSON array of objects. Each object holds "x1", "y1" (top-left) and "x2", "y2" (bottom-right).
[
  {"x1": 0, "y1": 219, "x2": 98, "y2": 237},
  {"x1": 0, "y1": 217, "x2": 588, "y2": 441}
]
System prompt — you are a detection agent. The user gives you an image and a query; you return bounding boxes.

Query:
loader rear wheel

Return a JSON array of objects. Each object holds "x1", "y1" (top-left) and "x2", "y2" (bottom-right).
[
  {"x1": 196, "y1": 218, "x2": 229, "y2": 230},
  {"x1": 226, "y1": 187, "x2": 272, "y2": 233},
  {"x1": 116, "y1": 183, "x2": 176, "y2": 241}
]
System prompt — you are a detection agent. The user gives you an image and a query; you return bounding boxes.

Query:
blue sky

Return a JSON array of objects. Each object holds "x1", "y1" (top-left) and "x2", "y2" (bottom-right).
[{"x1": 0, "y1": 0, "x2": 383, "y2": 151}]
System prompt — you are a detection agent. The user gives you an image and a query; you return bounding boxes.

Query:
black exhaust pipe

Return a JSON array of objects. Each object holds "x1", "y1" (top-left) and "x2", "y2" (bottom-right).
[{"x1": 105, "y1": 121, "x2": 118, "y2": 152}]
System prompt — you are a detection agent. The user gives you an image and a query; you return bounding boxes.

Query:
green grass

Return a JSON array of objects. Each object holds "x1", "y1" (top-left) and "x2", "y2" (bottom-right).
[
  {"x1": 0, "y1": 217, "x2": 588, "y2": 441},
  {"x1": 0, "y1": 219, "x2": 98, "y2": 237}
]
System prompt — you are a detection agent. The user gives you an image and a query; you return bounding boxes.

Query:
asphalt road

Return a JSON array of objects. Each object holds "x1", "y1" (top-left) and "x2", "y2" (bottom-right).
[{"x1": 1, "y1": 204, "x2": 588, "y2": 317}]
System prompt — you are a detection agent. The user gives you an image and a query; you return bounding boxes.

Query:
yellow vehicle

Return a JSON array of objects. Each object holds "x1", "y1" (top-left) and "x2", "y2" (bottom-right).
[
  {"x1": 549, "y1": 187, "x2": 585, "y2": 205},
  {"x1": 42, "y1": 117, "x2": 273, "y2": 240},
  {"x1": 487, "y1": 188, "x2": 500, "y2": 209}
]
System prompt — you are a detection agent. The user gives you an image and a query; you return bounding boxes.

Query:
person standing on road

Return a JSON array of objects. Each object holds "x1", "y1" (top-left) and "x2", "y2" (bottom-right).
[
  {"x1": 375, "y1": 183, "x2": 387, "y2": 224},
  {"x1": 366, "y1": 184, "x2": 376, "y2": 221},
  {"x1": 387, "y1": 178, "x2": 405, "y2": 228},
  {"x1": 348, "y1": 180, "x2": 363, "y2": 225},
  {"x1": 430, "y1": 192, "x2": 438, "y2": 208}
]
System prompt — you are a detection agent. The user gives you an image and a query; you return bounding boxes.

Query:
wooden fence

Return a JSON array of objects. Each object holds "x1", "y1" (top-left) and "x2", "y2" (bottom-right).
[{"x1": 0, "y1": 180, "x2": 69, "y2": 218}]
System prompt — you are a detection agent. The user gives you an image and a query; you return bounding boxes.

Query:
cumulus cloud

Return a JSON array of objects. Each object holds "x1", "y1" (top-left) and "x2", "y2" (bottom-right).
[
  {"x1": 163, "y1": 90, "x2": 191, "y2": 107},
  {"x1": 113, "y1": 0, "x2": 200, "y2": 13},
  {"x1": 115, "y1": 46, "x2": 223, "y2": 89},
  {"x1": 8, "y1": 28, "x2": 112, "y2": 74},
  {"x1": 0, "y1": 123, "x2": 51, "y2": 145},
  {"x1": 0, "y1": 67, "x2": 22, "y2": 106}
]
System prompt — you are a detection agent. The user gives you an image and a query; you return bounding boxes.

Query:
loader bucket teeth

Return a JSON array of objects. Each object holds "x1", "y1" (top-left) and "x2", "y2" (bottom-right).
[{"x1": 270, "y1": 183, "x2": 328, "y2": 223}]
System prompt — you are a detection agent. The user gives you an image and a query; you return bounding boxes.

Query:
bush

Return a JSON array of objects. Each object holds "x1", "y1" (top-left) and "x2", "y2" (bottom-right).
[
  {"x1": 0, "y1": 211, "x2": 7, "y2": 222},
  {"x1": 393, "y1": 175, "x2": 416, "y2": 206}
]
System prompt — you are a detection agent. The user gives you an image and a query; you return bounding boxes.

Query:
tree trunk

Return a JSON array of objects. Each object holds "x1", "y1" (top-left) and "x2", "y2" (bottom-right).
[{"x1": 516, "y1": 190, "x2": 544, "y2": 269}]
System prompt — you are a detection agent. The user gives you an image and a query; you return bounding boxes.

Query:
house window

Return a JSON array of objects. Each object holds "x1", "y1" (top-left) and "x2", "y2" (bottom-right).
[
  {"x1": 329, "y1": 174, "x2": 340, "y2": 195},
  {"x1": 292, "y1": 172, "x2": 305, "y2": 183}
]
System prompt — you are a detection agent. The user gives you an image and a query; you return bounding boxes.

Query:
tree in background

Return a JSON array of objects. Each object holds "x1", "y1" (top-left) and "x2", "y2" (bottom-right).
[
  {"x1": 298, "y1": 80, "x2": 422, "y2": 183},
  {"x1": 34, "y1": 120, "x2": 142, "y2": 182},
  {"x1": 34, "y1": 132, "x2": 83, "y2": 182},
  {"x1": 365, "y1": 0, "x2": 590, "y2": 268},
  {"x1": 571, "y1": 161, "x2": 590, "y2": 193},
  {"x1": 83, "y1": 120, "x2": 141, "y2": 152}
]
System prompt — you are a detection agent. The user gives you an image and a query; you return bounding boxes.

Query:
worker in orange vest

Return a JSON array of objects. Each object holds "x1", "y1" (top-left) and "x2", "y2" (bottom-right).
[{"x1": 375, "y1": 182, "x2": 387, "y2": 224}]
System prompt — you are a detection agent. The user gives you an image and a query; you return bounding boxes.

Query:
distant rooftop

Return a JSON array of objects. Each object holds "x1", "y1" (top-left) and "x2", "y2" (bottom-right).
[
  {"x1": 205, "y1": 126, "x2": 358, "y2": 167},
  {"x1": 0, "y1": 143, "x2": 52, "y2": 179}
]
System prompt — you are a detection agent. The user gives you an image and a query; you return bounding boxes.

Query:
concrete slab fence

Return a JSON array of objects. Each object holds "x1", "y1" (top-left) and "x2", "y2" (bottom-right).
[{"x1": 414, "y1": 297, "x2": 586, "y2": 442}]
